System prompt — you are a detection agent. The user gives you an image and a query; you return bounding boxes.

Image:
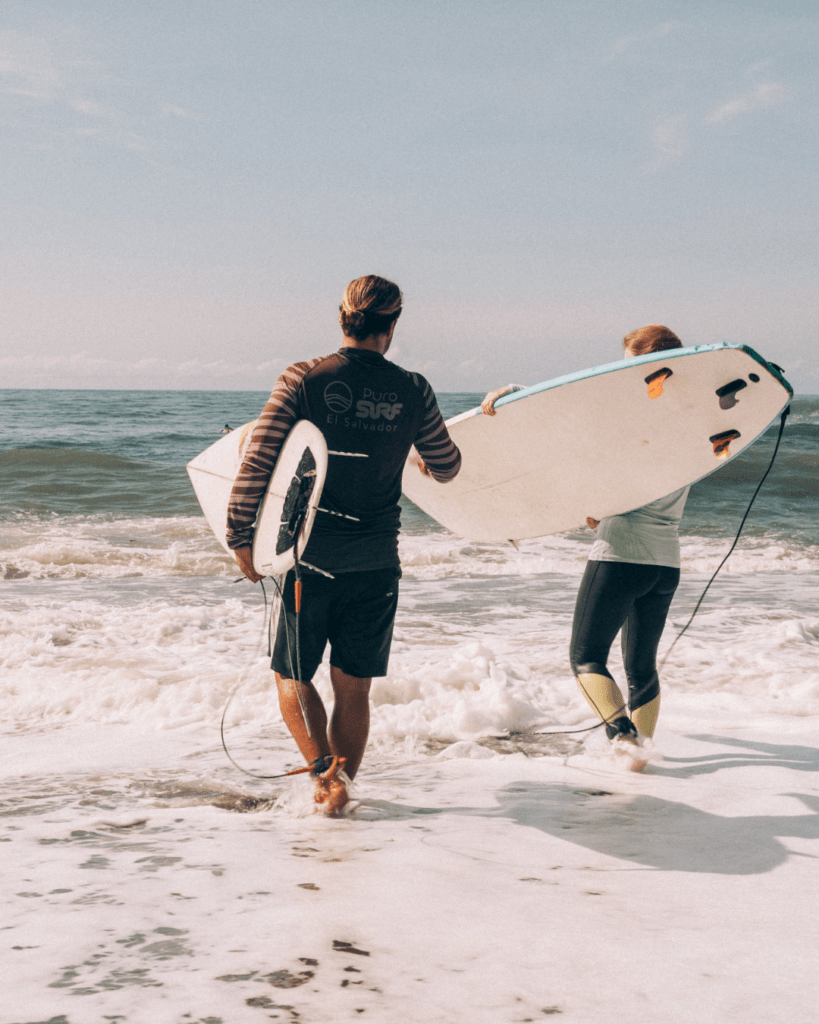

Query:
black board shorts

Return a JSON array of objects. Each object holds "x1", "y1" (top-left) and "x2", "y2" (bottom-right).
[{"x1": 272, "y1": 567, "x2": 401, "y2": 681}]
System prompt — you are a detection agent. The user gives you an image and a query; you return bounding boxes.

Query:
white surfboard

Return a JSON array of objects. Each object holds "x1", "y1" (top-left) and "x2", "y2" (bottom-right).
[
  {"x1": 402, "y1": 343, "x2": 792, "y2": 542},
  {"x1": 187, "y1": 419, "x2": 328, "y2": 575}
]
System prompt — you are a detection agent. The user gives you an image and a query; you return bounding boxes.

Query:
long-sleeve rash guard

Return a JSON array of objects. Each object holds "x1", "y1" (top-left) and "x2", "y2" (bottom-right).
[{"x1": 226, "y1": 347, "x2": 461, "y2": 573}]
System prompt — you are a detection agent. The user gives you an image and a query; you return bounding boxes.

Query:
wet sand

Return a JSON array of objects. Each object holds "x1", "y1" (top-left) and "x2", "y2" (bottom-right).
[{"x1": 4, "y1": 713, "x2": 818, "y2": 1024}]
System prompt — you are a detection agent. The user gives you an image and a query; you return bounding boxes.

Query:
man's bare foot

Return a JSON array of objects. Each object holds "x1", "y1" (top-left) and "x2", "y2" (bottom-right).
[{"x1": 313, "y1": 756, "x2": 349, "y2": 816}]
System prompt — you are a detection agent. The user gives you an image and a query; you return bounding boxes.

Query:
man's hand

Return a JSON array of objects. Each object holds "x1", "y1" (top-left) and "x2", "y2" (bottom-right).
[
  {"x1": 235, "y1": 546, "x2": 263, "y2": 583},
  {"x1": 586, "y1": 517, "x2": 599, "y2": 530},
  {"x1": 406, "y1": 448, "x2": 432, "y2": 477}
]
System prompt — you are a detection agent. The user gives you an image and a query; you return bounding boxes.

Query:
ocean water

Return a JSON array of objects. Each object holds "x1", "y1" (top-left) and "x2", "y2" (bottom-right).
[{"x1": 1, "y1": 387, "x2": 818, "y2": 765}]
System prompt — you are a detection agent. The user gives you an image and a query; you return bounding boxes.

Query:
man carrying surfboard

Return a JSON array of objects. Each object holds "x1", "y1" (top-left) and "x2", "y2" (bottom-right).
[{"x1": 227, "y1": 275, "x2": 461, "y2": 813}]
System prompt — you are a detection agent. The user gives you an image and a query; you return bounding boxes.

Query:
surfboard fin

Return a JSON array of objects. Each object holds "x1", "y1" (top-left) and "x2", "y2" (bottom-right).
[
  {"x1": 317, "y1": 506, "x2": 360, "y2": 521},
  {"x1": 709, "y1": 429, "x2": 741, "y2": 459},
  {"x1": 644, "y1": 367, "x2": 673, "y2": 399},
  {"x1": 716, "y1": 378, "x2": 747, "y2": 409},
  {"x1": 296, "y1": 560, "x2": 334, "y2": 579}
]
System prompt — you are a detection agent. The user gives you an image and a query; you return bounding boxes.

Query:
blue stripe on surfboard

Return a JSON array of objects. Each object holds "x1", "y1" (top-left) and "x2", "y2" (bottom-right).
[{"x1": 483, "y1": 342, "x2": 793, "y2": 415}]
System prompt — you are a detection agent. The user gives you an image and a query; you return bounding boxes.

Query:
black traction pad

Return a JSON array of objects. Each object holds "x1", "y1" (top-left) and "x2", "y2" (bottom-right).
[{"x1": 276, "y1": 447, "x2": 317, "y2": 555}]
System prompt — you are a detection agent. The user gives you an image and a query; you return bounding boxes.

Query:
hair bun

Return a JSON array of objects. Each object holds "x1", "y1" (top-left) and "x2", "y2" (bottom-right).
[{"x1": 339, "y1": 275, "x2": 403, "y2": 341}]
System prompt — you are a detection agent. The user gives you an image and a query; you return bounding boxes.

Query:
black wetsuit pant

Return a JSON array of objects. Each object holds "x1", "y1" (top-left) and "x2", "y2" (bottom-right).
[{"x1": 569, "y1": 560, "x2": 680, "y2": 712}]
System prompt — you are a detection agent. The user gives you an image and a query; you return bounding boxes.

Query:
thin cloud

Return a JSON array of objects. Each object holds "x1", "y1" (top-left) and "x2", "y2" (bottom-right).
[
  {"x1": 161, "y1": 103, "x2": 207, "y2": 123},
  {"x1": 69, "y1": 97, "x2": 120, "y2": 119},
  {"x1": 457, "y1": 358, "x2": 486, "y2": 374},
  {"x1": 177, "y1": 358, "x2": 253, "y2": 378},
  {"x1": 706, "y1": 81, "x2": 789, "y2": 125},
  {"x1": 124, "y1": 134, "x2": 152, "y2": 152},
  {"x1": 0, "y1": 26, "x2": 205, "y2": 154},
  {"x1": 1, "y1": 352, "x2": 255, "y2": 381},
  {"x1": 607, "y1": 22, "x2": 677, "y2": 61},
  {"x1": 0, "y1": 32, "x2": 64, "y2": 100},
  {"x1": 645, "y1": 114, "x2": 688, "y2": 173}
]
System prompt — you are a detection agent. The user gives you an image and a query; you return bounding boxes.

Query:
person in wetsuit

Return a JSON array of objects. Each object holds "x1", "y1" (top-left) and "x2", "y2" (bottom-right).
[
  {"x1": 227, "y1": 275, "x2": 461, "y2": 812},
  {"x1": 482, "y1": 325, "x2": 687, "y2": 765}
]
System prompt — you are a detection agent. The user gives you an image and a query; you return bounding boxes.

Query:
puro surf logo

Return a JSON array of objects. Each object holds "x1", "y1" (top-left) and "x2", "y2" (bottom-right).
[
  {"x1": 356, "y1": 388, "x2": 403, "y2": 421},
  {"x1": 356, "y1": 400, "x2": 403, "y2": 420},
  {"x1": 324, "y1": 382, "x2": 353, "y2": 414}
]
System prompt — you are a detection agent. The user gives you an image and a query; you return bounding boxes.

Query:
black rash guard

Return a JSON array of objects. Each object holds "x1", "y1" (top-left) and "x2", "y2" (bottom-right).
[{"x1": 227, "y1": 347, "x2": 461, "y2": 573}]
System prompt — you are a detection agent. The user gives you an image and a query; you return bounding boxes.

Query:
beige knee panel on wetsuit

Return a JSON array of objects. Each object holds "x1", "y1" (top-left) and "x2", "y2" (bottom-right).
[
  {"x1": 631, "y1": 694, "x2": 660, "y2": 739},
  {"x1": 576, "y1": 674, "x2": 661, "y2": 739},
  {"x1": 575, "y1": 673, "x2": 627, "y2": 724}
]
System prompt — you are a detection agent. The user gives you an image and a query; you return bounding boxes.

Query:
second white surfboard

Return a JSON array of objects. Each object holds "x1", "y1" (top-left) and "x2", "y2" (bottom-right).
[{"x1": 402, "y1": 343, "x2": 792, "y2": 542}]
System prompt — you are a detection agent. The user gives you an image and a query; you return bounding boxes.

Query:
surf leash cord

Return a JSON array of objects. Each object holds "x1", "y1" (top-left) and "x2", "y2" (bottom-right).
[
  {"x1": 534, "y1": 718, "x2": 607, "y2": 737},
  {"x1": 221, "y1": 577, "x2": 292, "y2": 780},
  {"x1": 220, "y1": 572, "x2": 321, "y2": 780},
  {"x1": 290, "y1": 523, "x2": 311, "y2": 737},
  {"x1": 660, "y1": 403, "x2": 790, "y2": 670}
]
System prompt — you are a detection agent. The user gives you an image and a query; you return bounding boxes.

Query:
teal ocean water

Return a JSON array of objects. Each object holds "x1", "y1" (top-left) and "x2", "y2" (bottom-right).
[{"x1": 2, "y1": 388, "x2": 817, "y2": 532}]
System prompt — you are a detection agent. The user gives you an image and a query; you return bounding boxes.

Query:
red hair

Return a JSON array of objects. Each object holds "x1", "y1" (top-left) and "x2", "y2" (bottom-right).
[{"x1": 624, "y1": 324, "x2": 682, "y2": 355}]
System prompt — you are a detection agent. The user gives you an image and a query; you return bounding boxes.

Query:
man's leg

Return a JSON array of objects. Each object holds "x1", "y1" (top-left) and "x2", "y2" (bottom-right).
[
  {"x1": 328, "y1": 667, "x2": 372, "y2": 781},
  {"x1": 271, "y1": 569, "x2": 333, "y2": 763},
  {"x1": 270, "y1": 571, "x2": 352, "y2": 812},
  {"x1": 324, "y1": 567, "x2": 399, "y2": 782},
  {"x1": 274, "y1": 673, "x2": 331, "y2": 766},
  {"x1": 275, "y1": 669, "x2": 371, "y2": 780},
  {"x1": 274, "y1": 672, "x2": 349, "y2": 814}
]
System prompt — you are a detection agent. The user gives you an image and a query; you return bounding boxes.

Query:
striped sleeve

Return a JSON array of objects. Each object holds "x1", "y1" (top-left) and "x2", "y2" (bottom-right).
[
  {"x1": 225, "y1": 357, "x2": 324, "y2": 550},
  {"x1": 410, "y1": 374, "x2": 462, "y2": 482}
]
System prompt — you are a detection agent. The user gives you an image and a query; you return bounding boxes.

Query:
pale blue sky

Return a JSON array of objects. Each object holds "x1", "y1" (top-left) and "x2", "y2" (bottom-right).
[{"x1": 1, "y1": 1, "x2": 817, "y2": 391}]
